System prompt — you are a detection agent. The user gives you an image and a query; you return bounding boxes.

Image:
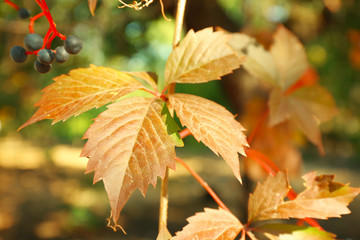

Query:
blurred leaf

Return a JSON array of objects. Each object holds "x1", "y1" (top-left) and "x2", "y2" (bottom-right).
[
  {"x1": 263, "y1": 224, "x2": 336, "y2": 240},
  {"x1": 243, "y1": 44, "x2": 278, "y2": 88},
  {"x1": 270, "y1": 25, "x2": 308, "y2": 90},
  {"x1": 269, "y1": 84, "x2": 338, "y2": 153}
]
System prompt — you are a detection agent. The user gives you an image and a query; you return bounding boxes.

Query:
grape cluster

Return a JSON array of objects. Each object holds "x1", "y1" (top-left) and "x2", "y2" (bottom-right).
[{"x1": 10, "y1": 34, "x2": 82, "y2": 74}]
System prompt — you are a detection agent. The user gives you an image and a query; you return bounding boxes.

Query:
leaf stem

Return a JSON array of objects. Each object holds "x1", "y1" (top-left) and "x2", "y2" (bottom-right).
[
  {"x1": 4, "y1": 0, "x2": 19, "y2": 10},
  {"x1": 175, "y1": 157, "x2": 231, "y2": 212},
  {"x1": 158, "y1": 0, "x2": 187, "y2": 232},
  {"x1": 159, "y1": 167, "x2": 169, "y2": 232}
]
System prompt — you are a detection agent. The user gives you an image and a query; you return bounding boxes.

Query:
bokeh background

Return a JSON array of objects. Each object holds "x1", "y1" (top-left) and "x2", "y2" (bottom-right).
[{"x1": 0, "y1": 0, "x2": 360, "y2": 239}]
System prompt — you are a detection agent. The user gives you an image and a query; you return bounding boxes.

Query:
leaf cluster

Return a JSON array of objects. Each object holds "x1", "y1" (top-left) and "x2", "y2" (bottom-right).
[{"x1": 19, "y1": 25, "x2": 359, "y2": 239}]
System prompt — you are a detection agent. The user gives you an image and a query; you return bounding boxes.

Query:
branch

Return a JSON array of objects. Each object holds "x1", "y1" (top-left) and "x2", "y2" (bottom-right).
[
  {"x1": 175, "y1": 157, "x2": 231, "y2": 212},
  {"x1": 159, "y1": 0, "x2": 187, "y2": 232}
]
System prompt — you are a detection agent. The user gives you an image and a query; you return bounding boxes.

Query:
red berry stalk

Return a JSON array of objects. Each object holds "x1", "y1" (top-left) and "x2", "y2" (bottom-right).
[{"x1": 4, "y1": 0, "x2": 19, "y2": 10}]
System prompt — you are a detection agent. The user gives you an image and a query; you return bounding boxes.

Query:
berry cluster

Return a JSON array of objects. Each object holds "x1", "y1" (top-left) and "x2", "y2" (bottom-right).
[
  {"x1": 5, "y1": 0, "x2": 83, "y2": 74},
  {"x1": 10, "y1": 34, "x2": 82, "y2": 73}
]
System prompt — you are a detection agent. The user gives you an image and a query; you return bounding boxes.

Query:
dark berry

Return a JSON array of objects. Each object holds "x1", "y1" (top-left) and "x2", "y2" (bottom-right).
[
  {"x1": 34, "y1": 60, "x2": 52, "y2": 74},
  {"x1": 24, "y1": 33, "x2": 43, "y2": 51},
  {"x1": 55, "y1": 46, "x2": 69, "y2": 63},
  {"x1": 37, "y1": 49, "x2": 55, "y2": 65},
  {"x1": 10, "y1": 46, "x2": 28, "y2": 63},
  {"x1": 18, "y1": 8, "x2": 30, "y2": 19},
  {"x1": 64, "y1": 35, "x2": 83, "y2": 54}
]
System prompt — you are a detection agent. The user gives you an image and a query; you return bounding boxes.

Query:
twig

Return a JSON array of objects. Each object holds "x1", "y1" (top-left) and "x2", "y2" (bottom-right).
[
  {"x1": 175, "y1": 157, "x2": 231, "y2": 212},
  {"x1": 158, "y1": 0, "x2": 187, "y2": 232}
]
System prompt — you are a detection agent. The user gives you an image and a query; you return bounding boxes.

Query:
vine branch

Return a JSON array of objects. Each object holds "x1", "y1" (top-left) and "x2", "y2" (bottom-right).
[{"x1": 159, "y1": 0, "x2": 187, "y2": 232}]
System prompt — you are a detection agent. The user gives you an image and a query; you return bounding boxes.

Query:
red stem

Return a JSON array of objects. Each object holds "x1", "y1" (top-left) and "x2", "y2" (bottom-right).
[
  {"x1": 4, "y1": 0, "x2": 19, "y2": 10},
  {"x1": 29, "y1": 12, "x2": 45, "y2": 33},
  {"x1": 247, "y1": 108, "x2": 269, "y2": 145},
  {"x1": 245, "y1": 148, "x2": 279, "y2": 175},
  {"x1": 175, "y1": 157, "x2": 231, "y2": 213},
  {"x1": 34, "y1": 0, "x2": 66, "y2": 40},
  {"x1": 179, "y1": 128, "x2": 191, "y2": 139}
]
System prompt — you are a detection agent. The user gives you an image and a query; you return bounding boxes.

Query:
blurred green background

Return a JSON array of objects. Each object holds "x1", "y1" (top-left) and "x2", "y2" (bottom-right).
[{"x1": 0, "y1": 0, "x2": 360, "y2": 239}]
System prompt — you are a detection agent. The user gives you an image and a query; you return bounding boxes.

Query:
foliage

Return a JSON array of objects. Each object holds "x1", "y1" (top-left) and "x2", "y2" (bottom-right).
[{"x1": 2, "y1": 0, "x2": 360, "y2": 239}]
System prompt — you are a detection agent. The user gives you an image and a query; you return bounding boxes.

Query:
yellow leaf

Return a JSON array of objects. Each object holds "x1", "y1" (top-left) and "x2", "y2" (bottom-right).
[
  {"x1": 165, "y1": 27, "x2": 245, "y2": 85},
  {"x1": 270, "y1": 25, "x2": 308, "y2": 90},
  {"x1": 19, "y1": 65, "x2": 144, "y2": 130}
]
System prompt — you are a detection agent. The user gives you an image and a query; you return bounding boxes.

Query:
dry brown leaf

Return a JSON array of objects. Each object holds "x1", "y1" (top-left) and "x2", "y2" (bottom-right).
[
  {"x1": 19, "y1": 65, "x2": 144, "y2": 130},
  {"x1": 172, "y1": 208, "x2": 243, "y2": 240},
  {"x1": 168, "y1": 93, "x2": 248, "y2": 183},
  {"x1": 165, "y1": 27, "x2": 245, "y2": 85},
  {"x1": 82, "y1": 97, "x2": 177, "y2": 224},
  {"x1": 248, "y1": 171, "x2": 360, "y2": 222}
]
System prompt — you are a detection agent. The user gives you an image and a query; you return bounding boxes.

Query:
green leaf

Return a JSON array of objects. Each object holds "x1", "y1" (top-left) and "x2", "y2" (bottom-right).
[
  {"x1": 162, "y1": 104, "x2": 184, "y2": 147},
  {"x1": 261, "y1": 224, "x2": 336, "y2": 240}
]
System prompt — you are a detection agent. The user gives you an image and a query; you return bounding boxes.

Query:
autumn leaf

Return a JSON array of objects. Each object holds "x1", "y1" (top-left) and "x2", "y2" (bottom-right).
[
  {"x1": 269, "y1": 85, "x2": 338, "y2": 153},
  {"x1": 262, "y1": 224, "x2": 336, "y2": 240},
  {"x1": 230, "y1": 25, "x2": 338, "y2": 152},
  {"x1": 269, "y1": 25, "x2": 308, "y2": 90},
  {"x1": 81, "y1": 96, "x2": 177, "y2": 224},
  {"x1": 248, "y1": 171, "x2": 290, "y2": 222},
  {"x1": 242, "y1": 43, "x2": 278, "y2": 88},
  {"x1": 164, "y1": 27, "x2": 245, "y2": 85},
  {"x1": 248, "y1": 171, "x2": 360, "y2": 222},
  {"x1": 172, "y1": 208, "x2": 243, "y2": 240},
  {"x1": 126, "y1": 71, "x2": 158, "y2": 91},
  {"x1": 88, "y1": 0, "x2": 97, "y2": 16},
  {"x1": 168, "y1": 93, "x2": 248, "y2": 183},
  {"x1": 19, "y1": 65, "x2": 145, "y2": 130}
]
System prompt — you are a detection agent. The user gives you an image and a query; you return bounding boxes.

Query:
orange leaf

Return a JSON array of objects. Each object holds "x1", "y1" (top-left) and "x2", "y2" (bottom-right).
[
  {"x1": 269, "y1": 85, "x2": 338, "y2": 153},
  {"x1": 88, "y1": 0, "x2": 97, "y2": 16},
  {"x1": 165, "y1": 27, "x2": 245, "y2": 85},
  {"x1": 19, "y1": 65, "x2": 144, "y2": 130},
  {"x1": 172, "y1": 208, "x2": 243, "y2": 240},
  {"x1": 168, "y1": 93, "x2": 248, "y2": 183},
  {"x1": 248, "y1": 171, "x2": 360, "y2": 222},
  {"x1": 82, "y1": 97, "x2": 177, "y2": 224},
  {"x1": 248, "y1": 171, "x2": 290, "y2": 222}
]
